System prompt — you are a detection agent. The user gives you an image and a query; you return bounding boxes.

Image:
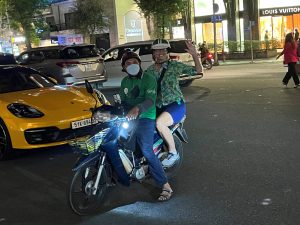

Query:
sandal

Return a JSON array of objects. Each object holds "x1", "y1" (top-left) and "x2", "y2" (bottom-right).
[{"x1": 157, "y1": 189, "x2": 173, "y2": 202}]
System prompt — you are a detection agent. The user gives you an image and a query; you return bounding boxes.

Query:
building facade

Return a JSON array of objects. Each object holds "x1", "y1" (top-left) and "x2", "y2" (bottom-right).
[
  {"x1": 6, "y1": 0, "x2": 300, "y2": 54},
  {"x1": 41, "y1": 0, "x2": 118, "y2": 50},
  {"x1": 193, "y1": 0, "x2": 300, "y2": 50}
]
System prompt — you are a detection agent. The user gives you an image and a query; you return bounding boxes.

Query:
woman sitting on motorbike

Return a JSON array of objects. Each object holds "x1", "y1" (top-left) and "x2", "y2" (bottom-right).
[{"x1": 145, "y1": 39, "x2": 203, "y2": 167}]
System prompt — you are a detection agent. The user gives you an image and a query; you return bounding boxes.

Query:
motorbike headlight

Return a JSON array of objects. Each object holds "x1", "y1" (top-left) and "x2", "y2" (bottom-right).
[
  {"x1": 7, "y1": 103, "x2": 44, "y2": 118},
  {"x1": 122, "y1": 122, "x2": 129, "y2": 129},
  {"x1": 92, "y1": 111, "x2": 116, "y2": 123}
]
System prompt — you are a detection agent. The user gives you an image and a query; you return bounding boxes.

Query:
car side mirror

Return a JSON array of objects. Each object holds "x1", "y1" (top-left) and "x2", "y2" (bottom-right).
[{"x1": 85, "y1": 79, "x2": 93, "y2": 94}]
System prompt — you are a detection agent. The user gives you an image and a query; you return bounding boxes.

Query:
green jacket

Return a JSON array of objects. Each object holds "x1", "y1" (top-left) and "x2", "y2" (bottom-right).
[
  {"x1": 146, "y1": 60, "x2": 197, "y2": 108},
  {"x1": 120, "y1": 72, "x2": 157, "y2": 120}
]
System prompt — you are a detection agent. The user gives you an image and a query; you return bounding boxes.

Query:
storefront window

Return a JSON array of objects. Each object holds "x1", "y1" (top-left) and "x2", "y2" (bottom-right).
[
  {"x1": 259, "y1": 1, "x2": 300, "y2": 48},
  {"x1": 260, "y1": 14, "x2": 300, "y2": 48},
  {"x1": 195, "y1": 22, "x2": 225, "y2": 50}
]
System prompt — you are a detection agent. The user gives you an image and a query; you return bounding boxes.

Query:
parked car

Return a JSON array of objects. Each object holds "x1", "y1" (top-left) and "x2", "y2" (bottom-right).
[
  {"x1": 0, "y1": 65, "x2": 104, "y2": 160},
  {"x1": 0, "y1": 52, "x2": 17, "y2": 64},
  {"x1": 101, "y1": 39, "x2": 202, "y2": 87},
  {"x1": 16, "y1": 44, "x2": 107, "y2": 89}
]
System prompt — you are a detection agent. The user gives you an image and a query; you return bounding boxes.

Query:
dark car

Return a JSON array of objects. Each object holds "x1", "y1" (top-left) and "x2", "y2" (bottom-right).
[{"x1": 0, "y1": 53, "x2": 17, "y2": 65}]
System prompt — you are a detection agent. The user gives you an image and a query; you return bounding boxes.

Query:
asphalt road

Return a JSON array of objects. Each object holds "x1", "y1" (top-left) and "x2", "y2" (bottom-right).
[{"x1": 1, "y1": 61, "x2": 300, "y2": 225}]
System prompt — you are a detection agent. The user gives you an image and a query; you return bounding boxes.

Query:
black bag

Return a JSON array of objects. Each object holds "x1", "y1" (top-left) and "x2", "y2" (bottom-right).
[{"x1": 297, "y1": 40, "x2": 300, "y2": 57}]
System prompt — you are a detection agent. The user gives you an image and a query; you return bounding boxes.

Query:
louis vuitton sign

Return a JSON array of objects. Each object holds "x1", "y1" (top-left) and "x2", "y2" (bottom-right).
[{"x1": 260, "y1": 6, "x2": 300, "y2": 16}]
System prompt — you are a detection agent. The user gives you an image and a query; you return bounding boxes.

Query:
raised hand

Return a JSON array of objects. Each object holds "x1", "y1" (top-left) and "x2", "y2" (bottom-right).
[{"x1": 185, "y1": 40, "x2": 198, "y2": 57}]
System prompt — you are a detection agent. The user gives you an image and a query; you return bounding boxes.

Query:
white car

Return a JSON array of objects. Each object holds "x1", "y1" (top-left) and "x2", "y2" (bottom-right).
[
  {"x1": 102, "y1": 39, "x2": 202, "y2": 87},
  {"x1": 16, "y1": 44, "x2": 107, "y2": 89}
]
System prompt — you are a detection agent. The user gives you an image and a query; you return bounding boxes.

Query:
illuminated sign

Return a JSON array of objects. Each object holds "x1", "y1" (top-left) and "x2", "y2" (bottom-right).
[
  {"x1": 260, "y1": 6, "x2": 300, "y2": 16},
  {"x1": 56, "y1": 34, "x2": 83, "y2": 45},
  {"x1": 124, "y1": 11, "x2": 143, "y2": 42},
  {"x1": 194, "y1": 0, "x2": 225, "y2": 17}
]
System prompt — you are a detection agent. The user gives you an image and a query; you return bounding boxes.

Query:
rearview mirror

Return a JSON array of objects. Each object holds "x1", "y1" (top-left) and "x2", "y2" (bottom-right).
[{"x1": 85, "y1": 79, "x2": 93, "y2": 94}]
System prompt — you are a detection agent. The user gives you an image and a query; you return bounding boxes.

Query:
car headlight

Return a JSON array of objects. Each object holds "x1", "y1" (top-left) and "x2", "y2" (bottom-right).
[
  {"x1": 7, "y1": 103, "x2": 44, "y2": 118},
  {"x1": 92, "y1": 111, "x2": 117, "y2": 123}
]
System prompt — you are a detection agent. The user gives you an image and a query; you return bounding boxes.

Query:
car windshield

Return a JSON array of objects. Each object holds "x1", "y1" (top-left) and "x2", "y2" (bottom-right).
[
  {"x1": 62, "y1": 45, "x2": 99, "y2": 59},
  {"x1": 0, "y1": 67, "x2": 55, "y2": 94},
  {"x1": 103, "y1": 47, "x2": 139, "y2": 61}
]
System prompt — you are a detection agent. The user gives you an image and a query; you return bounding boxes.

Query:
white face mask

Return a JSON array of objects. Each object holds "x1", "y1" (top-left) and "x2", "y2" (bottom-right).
[{"x1": 126, "y1": 64, "x2": 140, "y2": 76}]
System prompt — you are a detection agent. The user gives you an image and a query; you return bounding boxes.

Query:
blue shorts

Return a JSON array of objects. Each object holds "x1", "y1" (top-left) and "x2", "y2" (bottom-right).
[{"x1": 157, "y1": 100, "x2": 186, "y2": 124}]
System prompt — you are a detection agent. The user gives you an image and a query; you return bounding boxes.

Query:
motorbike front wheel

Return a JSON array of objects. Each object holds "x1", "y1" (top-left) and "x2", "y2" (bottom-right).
[{"x1": 67, "y1": 162, "x2": 108, "y2": 215}]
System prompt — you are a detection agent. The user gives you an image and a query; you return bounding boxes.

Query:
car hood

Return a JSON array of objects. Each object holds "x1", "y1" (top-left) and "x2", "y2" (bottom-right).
[{"x1": 0, "y1": 86, "x2": 97, "y2": 118}]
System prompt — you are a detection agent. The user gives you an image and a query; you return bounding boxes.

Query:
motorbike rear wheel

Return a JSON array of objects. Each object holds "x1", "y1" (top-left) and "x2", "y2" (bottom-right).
[
  {"x1": 67, "y1": 162, "x2": 108, "y2": 215},
  {"x1": 160, "y1": 134, "x2": 183, "y2": 179},
  {"x1": 203, "y1": 59, "x2": 212, "y2": 70}
]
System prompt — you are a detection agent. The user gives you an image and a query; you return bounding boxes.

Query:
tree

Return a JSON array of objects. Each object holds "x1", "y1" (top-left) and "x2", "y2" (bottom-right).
[
  {"x1": 6, "y1": 0, "x2": 49, "y2": 49},
  {"x1": 71, "y1": 0, "x2": 109, "y2": 43},
  {"x1": 133, "y1": 0, "x2": 188, "y2": 38}
]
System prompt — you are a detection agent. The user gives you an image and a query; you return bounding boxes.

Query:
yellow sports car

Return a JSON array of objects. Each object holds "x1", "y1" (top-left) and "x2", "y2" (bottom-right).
[{"x1": 0, "y1": 65, "x2": 104, "y2": 160}]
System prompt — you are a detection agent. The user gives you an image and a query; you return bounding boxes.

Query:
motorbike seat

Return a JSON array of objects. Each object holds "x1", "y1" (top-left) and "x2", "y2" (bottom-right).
[{"x1": 168, "y1": 115, "x2": 186, "y2": 130}]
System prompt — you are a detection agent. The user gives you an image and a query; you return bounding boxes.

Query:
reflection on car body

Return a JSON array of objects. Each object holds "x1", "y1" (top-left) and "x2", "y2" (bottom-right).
[{"x1": 0, "y1": 65, "x2": 102, "y2": 160}]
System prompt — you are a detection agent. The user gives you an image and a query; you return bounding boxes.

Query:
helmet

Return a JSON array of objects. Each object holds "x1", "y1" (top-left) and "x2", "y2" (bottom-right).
[
  {"x1": 121, "y1": 50, "x2": 141, "y2": 66},
  {"x1": 151, "y1": 39, "x2": 171, "y2": 50}
]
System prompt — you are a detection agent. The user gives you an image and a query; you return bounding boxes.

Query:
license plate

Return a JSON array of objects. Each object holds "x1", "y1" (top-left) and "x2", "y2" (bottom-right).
[{"x1": 71, "y1": 118, "x2": 92, "y2": 129}]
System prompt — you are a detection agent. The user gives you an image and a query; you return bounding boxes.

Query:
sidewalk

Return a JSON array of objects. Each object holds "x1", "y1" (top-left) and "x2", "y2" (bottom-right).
[
  {"x1": 213, "y1": 57, "x2": 300, "y2": 75},
  {"x1": 215, "y1": 57, "x2": 278, "y2": 66}
]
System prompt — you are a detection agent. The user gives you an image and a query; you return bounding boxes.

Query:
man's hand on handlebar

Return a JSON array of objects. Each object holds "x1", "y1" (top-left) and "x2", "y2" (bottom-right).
[{"x1": 126, "y1": 106, "x2": 139, "y2": 120}]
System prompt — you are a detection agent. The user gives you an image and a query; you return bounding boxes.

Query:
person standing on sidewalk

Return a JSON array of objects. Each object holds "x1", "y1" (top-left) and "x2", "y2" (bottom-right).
[
  {"x1": 276, "y1": 32, "x2": 300, "y2": 88},
  {"x1": 264, "y1": 30, "x2": 269, "y2": 50}
]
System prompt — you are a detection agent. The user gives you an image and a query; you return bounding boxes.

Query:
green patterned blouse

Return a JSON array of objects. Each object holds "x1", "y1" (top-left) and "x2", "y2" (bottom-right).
[{"x1": 145, "y1": 60, "x2": 197, "y2": 108}]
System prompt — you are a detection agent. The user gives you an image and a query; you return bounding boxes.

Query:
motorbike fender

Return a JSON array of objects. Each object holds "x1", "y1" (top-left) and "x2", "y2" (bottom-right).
[
  {"x1": 102, "y1": 139, "x2": 130, "y2": 187},
  {"x1": 72, "y1": 151, "x2": 101, "y2": 172},
  {"x1": 175, "y1": 128, "x2": 188, "y2": 143}
]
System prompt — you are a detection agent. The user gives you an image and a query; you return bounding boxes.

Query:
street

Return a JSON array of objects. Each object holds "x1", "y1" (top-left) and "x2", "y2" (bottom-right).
[{"x1": 1, "y1": 60, "x2": 300, "y2": 225}]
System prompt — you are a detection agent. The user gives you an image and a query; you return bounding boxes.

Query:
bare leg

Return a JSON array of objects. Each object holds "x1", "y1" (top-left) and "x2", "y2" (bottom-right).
[{"x1": 156, "y1": 112, "x2": 176, "y2": 153}]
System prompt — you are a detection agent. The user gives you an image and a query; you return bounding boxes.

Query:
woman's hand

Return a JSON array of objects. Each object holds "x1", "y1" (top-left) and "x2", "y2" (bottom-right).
[
  {"x1": 276, "y1": 50, "x2": 284, "y2": 60},
  {"x1": 185, "y1": 40, "x2": 203, "y2": 74},
  {"x1": 185, "y1": 40, "x2": 198, "y2": 57}
]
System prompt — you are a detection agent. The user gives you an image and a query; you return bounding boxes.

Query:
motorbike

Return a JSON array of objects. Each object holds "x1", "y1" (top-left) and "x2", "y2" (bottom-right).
[
  {"x1": 201, "y1": 52, "x2": 214, "y2": 70},
  {"x1": 66, "y1": 81, "x2": 188, "y2": 215}
]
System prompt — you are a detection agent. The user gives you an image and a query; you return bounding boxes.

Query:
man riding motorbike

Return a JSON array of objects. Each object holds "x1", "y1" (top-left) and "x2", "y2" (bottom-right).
[
  {"x1": 198, "y1": 41, "x2": 209, "y2": 59},
  {"x1": 120, "y1": 50, "x2": 174, "y2": 201}
]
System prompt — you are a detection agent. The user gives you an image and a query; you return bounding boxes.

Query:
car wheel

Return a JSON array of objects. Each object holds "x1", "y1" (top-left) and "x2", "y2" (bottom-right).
[{"x1": 0, "y1": 119, "x2": 13, "y2": 160}]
